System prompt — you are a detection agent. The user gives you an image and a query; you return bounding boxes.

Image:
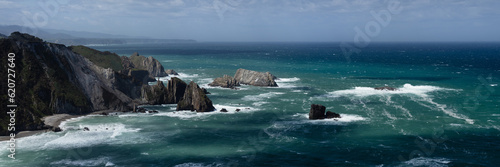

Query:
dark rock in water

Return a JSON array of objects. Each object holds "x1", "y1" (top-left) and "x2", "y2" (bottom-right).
[
  {"x1": 52, "y1": 127, "x2": 62, "y2": 132},
  {"x1": 309, "y1": 104, "x2": 326, "y2": 120},
  {"x1": 374, "y1": 86, "x2": 397, "y2": 91},
  {"x1": 177, "y1": 81, "x2": 216, "y2": 112},
  {"x1": 325, "y1": 111, "x2": 341, "y2": 119},
  {"x1": 220, "y1": 108, "x2": 228, "y2": 112},
  {"x1": 209, "y1": 75, "x2": 240, "y2": 88},
  {"x1": 150, "y1": 110, "x2": 159, "y2": 113},
  {"x1": 165, "y1": 69, "x2": 179, "y2": 75},
  {"x1": 235, "y1": 109, "x2": 241, "y2": 112},
  {"x1": 101, "y1": 112, "x2": 109, "y2": 116},
  {"x1": 83, "y1": 127, "x2": 90, "y2": 131},
  {"x1": 233, "y1": 68, "x2": 278, "y2": 87},
  {"x1": 136, "y1": 108, "x2": 147, "y2": 113}
]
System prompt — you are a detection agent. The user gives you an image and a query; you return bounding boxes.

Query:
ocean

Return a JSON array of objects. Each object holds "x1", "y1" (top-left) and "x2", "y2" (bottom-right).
[{"x1": 1, "y1": 42, "x2": 499, "y2": 166}]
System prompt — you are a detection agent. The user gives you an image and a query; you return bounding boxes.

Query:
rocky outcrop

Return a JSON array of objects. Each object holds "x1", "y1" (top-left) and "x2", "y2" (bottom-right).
[
  {"x1": 165, "y1": 69, "x2": 178, "y2": 75},
  {"x1": 309, "y1": 104, "x2": 341, "y2": 120},
  {"x1": 123, "y1": 52, "x2": 168, "y2": 77},
  {"x1": 141, "y1": 77, "x2": 187, "y2": 105},
  {"x1": 374, "y1": 86, "x2": 398, "y2": 91},
  {"x1": 234, "y1": 68, "x2": 278, "y2": 87},
  {"x1": 309, "y1": 104, "x2": 326, "y2": 120},
  {"x1": 177, "y1": 81, "x2": 215, "y2": 112},
  {"x1": 326, "y1": 111, "x2": 341, "y2": 119},
  {"x1": 209, "y1": 75, "x2": 240, "y2": 88}
]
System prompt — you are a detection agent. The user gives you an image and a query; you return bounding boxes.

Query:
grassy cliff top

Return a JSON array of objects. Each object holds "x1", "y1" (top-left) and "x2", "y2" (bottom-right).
[{"x1": 70, "y1": 45, "x2": 123, "y2": 71}]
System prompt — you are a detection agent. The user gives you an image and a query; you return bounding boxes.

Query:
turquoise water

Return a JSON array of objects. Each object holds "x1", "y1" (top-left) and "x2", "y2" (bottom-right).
[{"x1": 1, "y1": 42, "x2": 500, "y2": 166}]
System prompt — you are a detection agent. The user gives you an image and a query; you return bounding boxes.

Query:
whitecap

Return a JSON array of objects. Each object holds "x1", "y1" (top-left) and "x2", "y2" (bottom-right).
[
  {"x1": 177, "y1": 73, "x2": 199, "y2": 78},
  {"x1": 50, "y1": 157, "x2": 114, "y2": 166},
  {"x1": 327, "y1": 84, "x2": 458, "y2": 98},
  {"x1": 153, "y1": 104, "x2": 257, "y2": 120},
  {"x1": 401, "y1": 157, "x2": 451, "y2": 167},
  {"x1": 174, "y1": 162, "x2": 224, "y2": 167},
  {"x1": 291, "y1": 113, "x2": 367, "y2": 125},
  {"x1": 242, "y1": 92, "x2": 285, "y2": 101},
  {"x1": 276, "y1": 77, "x2": 300, "y2": 82}
]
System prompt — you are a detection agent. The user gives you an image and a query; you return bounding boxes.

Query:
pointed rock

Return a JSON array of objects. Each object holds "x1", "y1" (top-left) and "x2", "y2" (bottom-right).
[{"x1": 177, "y1": 81, "x2": 215, "y2": 112}]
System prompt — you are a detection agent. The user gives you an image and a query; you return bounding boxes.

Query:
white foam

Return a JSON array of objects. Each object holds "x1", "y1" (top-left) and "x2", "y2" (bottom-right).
[
  {"x1": 328, "y1": 84, "x2": 458, "y2": 98},
  {"x1": 153, "y1": 104, "x2": 258, "y2": 120},
  {"x1": 177, "y1": 73, "x2": 199, "y2": 78},
  {"x1": 242, "y1": 92, "x2": 285, "y2": 101},
  {"x1": 41, "y1": 123, "x2": 140, "y2": 149},
  {"x1": 402, "y1": 157, "x2": 451, "y2": 167},
  {"x1": 50, "y1": 157, "x2": 114, "y2": 166},
  {"x1": 292, "y1": 113, "x2": 367, "y2": 125},
  {"x1": 276, "y1": 77, "x2": 300, "y2": 82},
  {"x1": 174, "y1": 162, "x2": 224, "y2": 167}
]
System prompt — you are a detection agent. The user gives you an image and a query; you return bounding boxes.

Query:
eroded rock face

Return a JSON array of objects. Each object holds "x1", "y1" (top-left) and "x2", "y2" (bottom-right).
[
  {"x1": 125, "y1": 52, "x2": 168, "y2": 77},
  {"x1": 309, "y1": 104, "x2": 326, "y2": 120},
  {"x1": 209, "y1": 75, "x2": 240, "y2": 88},
  {"x1": 141, "y1": 77, "x2": 187, "y2": 105},
  {"x1": 177, "y1": 81, "x2": 215, "y2": 112},
  {"x1": 234, "y1": 68, "x2": 278, "y2": 87}
]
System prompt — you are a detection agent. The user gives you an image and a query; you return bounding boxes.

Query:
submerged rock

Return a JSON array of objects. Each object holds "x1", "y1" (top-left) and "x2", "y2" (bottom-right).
[
  {"x1": 374, "y1": 86, "x2": 398, "y2": 91},
  {"x1": 209, "y1": 75, "x2": 240, "y2": 88},
  {"x1": 234, "y1": 68, "x2": 278, "y2": 87},
  {"x1": 220, "y1": 108, "x2": 228, "y2": 112},
  {"x1": 309, "y1": 104, "x2": 326, "y2": 120},
  {"x1": 177, "y1": 81, "x2": 216, "y2": 112}
]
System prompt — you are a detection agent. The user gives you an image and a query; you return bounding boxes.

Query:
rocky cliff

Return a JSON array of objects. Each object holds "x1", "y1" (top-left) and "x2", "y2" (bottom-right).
[
  {"x1": 177, "y1": 81, "x2": 215, "y2": 112},
  {"x1": 123, "y1": 52, "x2": 168, "y2": 77},
  {"x1": 0, "y1": 32, "x2": 214, "y2": 135}
]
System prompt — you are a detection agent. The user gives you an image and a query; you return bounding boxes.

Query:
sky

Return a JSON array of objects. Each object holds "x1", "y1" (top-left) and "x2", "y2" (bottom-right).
[{"x1": 1, "y1": 0, "x2": 500, "y2": 42}]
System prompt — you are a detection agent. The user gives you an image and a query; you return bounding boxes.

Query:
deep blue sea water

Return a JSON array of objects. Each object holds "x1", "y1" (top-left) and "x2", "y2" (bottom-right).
[{"x1": 1, "y1": 42, "x2": 500, "y2": 166}]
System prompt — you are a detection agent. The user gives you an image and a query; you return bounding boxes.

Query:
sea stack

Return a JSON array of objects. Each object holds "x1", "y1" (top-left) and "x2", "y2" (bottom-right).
[
  {"x1": 309, "y1": 104, "x2": 341, "y2": 120},
  {"x1": 177, "y1": 81, "x2": 216, "y2": 112},
  {"x1": 234, "y1": 68, "x2": 278, "y2": 87}
]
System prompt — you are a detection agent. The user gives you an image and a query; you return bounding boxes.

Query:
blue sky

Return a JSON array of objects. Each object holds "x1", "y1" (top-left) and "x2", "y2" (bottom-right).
[{"x1": 1, "y1": 0, "x2": 500, "y2": 42}]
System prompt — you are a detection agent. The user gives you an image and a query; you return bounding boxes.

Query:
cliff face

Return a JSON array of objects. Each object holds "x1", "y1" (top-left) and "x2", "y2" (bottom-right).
[
  {"x1": 0, "y1": 32, "x2": 134, "y2": 134},
  {"x1": 0, "y1": 32, "x2": 215, "y2": 135}
]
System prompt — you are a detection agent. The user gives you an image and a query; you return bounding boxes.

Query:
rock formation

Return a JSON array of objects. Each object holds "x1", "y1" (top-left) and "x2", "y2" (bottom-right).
[
  {"x1": 141, "y1": 77, "x2": 187, "y2": 105},
  {"x1": 209, "y1": 75, "x2": 240, "y2": 89},
  {"x1": 309, "y1": 104, "x2": 326, "y2": 120},
  {"x1": 0, "y1": 32, "x2": 215, "y2": 135},
  {"x1": 309, "y1": 104, "x2": 341, "y2": 120},
  {"x1": 234, "y1": 68, "x2": 278, "y2": 87},
  {"x1": 121, "y1": 52, "x2": 168, "y2": 78},
  {"x1": 177, "y1": 81, "x2": 215, "y2": 112},
  {"x1": 374, "y1": 86, "x2": 398, "y2": 91},
  {"x1": 165, "y1": 69, "x2": 179, "y2": 75}
]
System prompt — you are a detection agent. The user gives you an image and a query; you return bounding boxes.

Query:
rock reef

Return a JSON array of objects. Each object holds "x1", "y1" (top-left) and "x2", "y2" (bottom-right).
[
  {"x1": 309, "y1": 104, "x2": 341, "y2": 120},
  {"x1": 209, "y1": 75, "x2": 240, "y2": 89},
  {"x1": 210, "y1": 68, "x2": 278, "y2": 89}
]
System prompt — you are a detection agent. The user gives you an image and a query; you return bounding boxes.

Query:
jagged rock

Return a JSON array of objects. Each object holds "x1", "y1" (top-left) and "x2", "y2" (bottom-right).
[
  {"x1": 177, "y1": 81, "x2": 216, "y2": 112},
  {"x1": 309, "y1": 104, "x2": 326, "y2": 120},
  {"x1": 165, "y1": 69, "x2": 179, "y2": 75},
  {"x1": 141, "y1": 77, "x2": 187, "y2": 105},
  {"x1": 325, "y1": 111, "x2": 341, "y2": 119},
  {"x1": 209, "y1": 75, "x2": 240, "y2": 88},
  {"x1": 220, "y1": 108, "x2": 228, "y2": 112},
  {"x1": 127, "y1": 52, "x2": 168, "y2": 77},
  {"x1": 233, "y1": 68, "x2": 278, "y2": 87},
  {"x1": 374, "y1": 86, "x2": 398, "y2": 91}
]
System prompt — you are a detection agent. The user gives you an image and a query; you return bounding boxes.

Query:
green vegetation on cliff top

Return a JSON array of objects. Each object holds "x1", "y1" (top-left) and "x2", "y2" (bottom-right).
[{"x1": 70, "y1": 45, "x2": 123, "y2": 71}]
